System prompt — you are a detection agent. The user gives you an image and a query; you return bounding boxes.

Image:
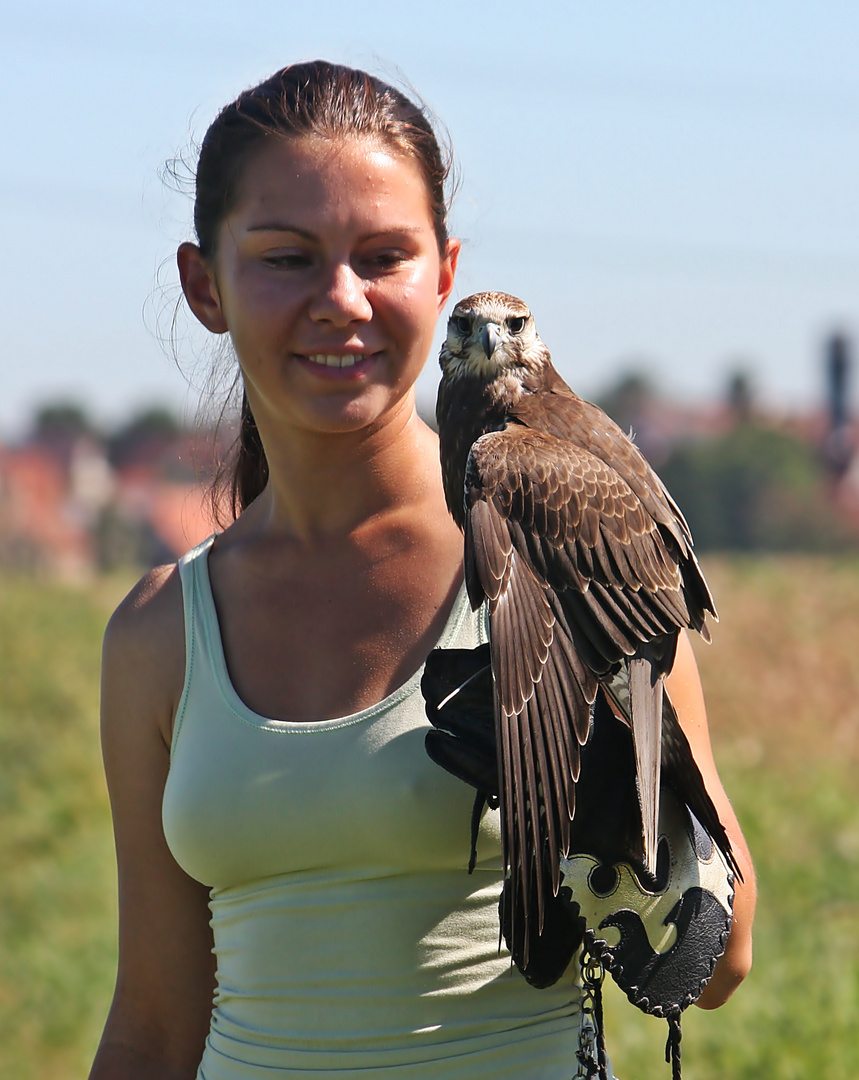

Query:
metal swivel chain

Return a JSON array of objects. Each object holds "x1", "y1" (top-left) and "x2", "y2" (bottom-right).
[{"x1": 574, "y1": 948, "x2": 609, "y2": 1080}]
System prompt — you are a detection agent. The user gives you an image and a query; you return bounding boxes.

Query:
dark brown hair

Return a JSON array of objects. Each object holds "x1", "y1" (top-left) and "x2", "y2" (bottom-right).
[{"x1": 190, "y1": 60, "x2": 454, "y2": 521}]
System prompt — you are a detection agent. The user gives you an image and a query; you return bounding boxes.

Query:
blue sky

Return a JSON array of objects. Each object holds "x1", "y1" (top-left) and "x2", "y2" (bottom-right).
[{"x1": 2, "y1": 1, "x2": 858, "y2": 438}]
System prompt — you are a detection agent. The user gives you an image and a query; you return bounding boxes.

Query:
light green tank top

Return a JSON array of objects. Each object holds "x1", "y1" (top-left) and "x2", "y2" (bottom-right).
[{"x1": 163, "y1": 536, "x2": 582, "y2": 1079}]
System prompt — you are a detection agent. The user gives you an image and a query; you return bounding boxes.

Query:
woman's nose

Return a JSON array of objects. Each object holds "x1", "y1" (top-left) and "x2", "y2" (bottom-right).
[{"x1": 308, "y1": 262, "x2": 373, "y2": 326}]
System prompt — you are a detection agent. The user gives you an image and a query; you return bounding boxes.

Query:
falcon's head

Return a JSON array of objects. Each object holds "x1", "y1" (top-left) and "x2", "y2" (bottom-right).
[{"x1": 439, "y1": 292, "x2": 549, "y2": 381}]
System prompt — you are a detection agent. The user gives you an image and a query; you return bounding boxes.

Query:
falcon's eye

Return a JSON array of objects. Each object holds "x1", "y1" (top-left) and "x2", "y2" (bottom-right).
[
  {"x1": 452, "y1": 315, "x2": 472, "y2": 335},
  {"x1": 507, "y1": 316, "x2": 527, "y2": 333}
]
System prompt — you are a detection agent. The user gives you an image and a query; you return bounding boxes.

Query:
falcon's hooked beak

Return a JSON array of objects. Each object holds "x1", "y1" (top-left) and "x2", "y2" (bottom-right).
[{"x1": 478, "y1": 323, "x2": 501, "y2": 360}]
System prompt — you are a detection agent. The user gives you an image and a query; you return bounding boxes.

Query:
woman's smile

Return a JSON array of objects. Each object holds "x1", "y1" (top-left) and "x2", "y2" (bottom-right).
[
  {"x1": 296, "y1": 351, "x2": 380, "y2": 378},
  {"x1": 304, "y1": 353, "x2": 369, "y2": 369}
]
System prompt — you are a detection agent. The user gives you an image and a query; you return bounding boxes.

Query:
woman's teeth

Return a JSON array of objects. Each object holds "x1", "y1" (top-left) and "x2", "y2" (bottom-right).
[{"x1": 306, "y1": 354, "x2": 367, "y2": 368}]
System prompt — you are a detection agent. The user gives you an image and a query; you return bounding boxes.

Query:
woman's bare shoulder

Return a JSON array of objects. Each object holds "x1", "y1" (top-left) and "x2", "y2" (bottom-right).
[
  {"x1": 106, "y1": 562, "x2": 183, "y2": 657},
  {"x1": 102, "y1": 563, "x2": 186, "y2": 746}
]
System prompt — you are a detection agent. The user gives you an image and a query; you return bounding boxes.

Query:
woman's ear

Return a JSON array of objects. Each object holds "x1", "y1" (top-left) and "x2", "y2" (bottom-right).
[
  {"x1": 177, "y1": 242, "x2": 229, "y2": 334},
  {"x1": 437, "y1": 238, "x2": 461, "y2": 312}
]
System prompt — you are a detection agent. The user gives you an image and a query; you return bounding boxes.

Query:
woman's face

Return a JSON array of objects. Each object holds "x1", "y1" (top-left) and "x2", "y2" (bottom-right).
[{"x1": 182, "y1": 135, "x2": 459, "y2": 441}]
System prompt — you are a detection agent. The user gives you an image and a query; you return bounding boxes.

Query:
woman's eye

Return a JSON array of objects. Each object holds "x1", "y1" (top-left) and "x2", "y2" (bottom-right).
[
  {"x1": 263, "y1": 253, "x2": 311, "y2": 269},
  {"x1": 364, "y1": 250, "x2": 408, "y2": 272},
  {"x1": 507, "y1": 316, "x2": 526, "y2": 333}
]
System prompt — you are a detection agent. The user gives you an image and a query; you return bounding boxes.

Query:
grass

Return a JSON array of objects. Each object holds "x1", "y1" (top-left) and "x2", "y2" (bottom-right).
[
  {"x1": 603, "y1": 555, "x2": 859, "y2": 1079},
  {"x1": 0, "y1": 573, "x2": 131, "y2": 1080},
  {"x1": 2, "y1": 557, "x2": 859, "y2": 1077}
]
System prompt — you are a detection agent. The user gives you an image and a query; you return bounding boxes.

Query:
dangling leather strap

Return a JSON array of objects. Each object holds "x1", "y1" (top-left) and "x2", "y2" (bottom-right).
[{"x1": 665, "y1": 1014, "x2": 682, "y2": 1080}]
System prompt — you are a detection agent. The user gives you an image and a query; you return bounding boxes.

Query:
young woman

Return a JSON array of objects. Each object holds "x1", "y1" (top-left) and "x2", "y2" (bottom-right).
[{"x1": 90, "y1": 61, "x2": 754, "y2": 1080}]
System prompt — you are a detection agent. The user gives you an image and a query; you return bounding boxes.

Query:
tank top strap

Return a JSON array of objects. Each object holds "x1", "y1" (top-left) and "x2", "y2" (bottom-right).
[{"x1": 173, "y1": 534, "x2": 219, "y2": 755}]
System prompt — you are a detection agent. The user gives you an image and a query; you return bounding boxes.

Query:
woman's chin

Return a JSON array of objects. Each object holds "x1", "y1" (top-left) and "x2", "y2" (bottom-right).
[{"x1": 291, "y1": 385, "x2": 415, "y2": 438}]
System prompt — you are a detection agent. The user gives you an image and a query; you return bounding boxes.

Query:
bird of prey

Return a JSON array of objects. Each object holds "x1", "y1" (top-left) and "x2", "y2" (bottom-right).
[{"x1": 435, "y1": 291, "x2": 738, "y2": 969}]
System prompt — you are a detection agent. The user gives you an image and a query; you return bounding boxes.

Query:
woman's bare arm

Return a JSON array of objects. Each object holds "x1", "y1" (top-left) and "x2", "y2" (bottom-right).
[
  {"x1": 665, "y1": 631, "x2": 756, "y2": 1010},
  {"x1": 89, "y1": 567, "x2": 216, "y2": 1079}
]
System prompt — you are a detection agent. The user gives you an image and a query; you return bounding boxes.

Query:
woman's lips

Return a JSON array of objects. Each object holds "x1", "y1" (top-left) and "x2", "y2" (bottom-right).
[
  {"x1": 296, "y1": 351, "x2": 379, "y2": 377},
  {"x1": 304, "y1": 353, "x2": 368, "y2": 369}
]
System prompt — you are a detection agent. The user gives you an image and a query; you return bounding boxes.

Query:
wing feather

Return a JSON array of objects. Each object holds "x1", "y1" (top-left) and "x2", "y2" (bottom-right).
[{"x1": 490, "y1": 552, "x2": 556, "y2": 938}]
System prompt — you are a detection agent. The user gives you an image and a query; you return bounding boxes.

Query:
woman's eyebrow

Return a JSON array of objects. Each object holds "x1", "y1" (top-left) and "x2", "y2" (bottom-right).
[
  {"x1": 246, "y1": 223, "x2": 315, "y2": 237},
  {"x1": 362, "y1": 227, "x2": 424, "y2": 240},
  {"x1": 245, "y1": 224, "x2": 425, "y2": 240}
]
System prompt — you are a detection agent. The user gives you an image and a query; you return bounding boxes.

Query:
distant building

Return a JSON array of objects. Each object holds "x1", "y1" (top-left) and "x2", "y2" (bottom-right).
[
  {"x1": 0, "y1": 441, "x2": 93, "y2": 575},
  {"x1": 0, "y1": 427, "x2": 217, "y2": 576}
]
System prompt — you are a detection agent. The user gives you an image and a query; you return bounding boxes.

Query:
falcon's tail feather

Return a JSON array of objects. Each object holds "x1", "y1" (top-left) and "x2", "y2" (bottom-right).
[
  {"x1": 629, "y1": 657, "x2": 663, "y2": 878},
  {"x1": 601, "y1": 670, "x2": 742, "y2": 883}
]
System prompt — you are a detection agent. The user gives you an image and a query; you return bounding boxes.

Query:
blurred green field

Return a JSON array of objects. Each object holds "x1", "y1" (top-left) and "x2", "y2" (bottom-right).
[
  {"x1": 1, "y1": 558, "x2": 858, "y2": 1079},
  {"x1": 0, "y1": 574, "x2": 131, "y2": 1080}
]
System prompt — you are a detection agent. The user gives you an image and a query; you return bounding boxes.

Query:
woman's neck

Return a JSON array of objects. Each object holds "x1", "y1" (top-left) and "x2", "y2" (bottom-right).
[{"x1": 237, "y1": 402, "x2": 444, "y2": 546}]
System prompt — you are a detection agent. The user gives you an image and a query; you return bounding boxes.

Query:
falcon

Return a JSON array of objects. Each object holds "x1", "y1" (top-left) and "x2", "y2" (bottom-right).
[{"x1": 434, "y1": 291, "x2": 738, "y2": 968}]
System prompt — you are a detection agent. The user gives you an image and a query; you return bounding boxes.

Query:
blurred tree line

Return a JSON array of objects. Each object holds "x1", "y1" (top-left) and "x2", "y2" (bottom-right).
[
  {"x1": 596, "y1": 372, "x2": 856, "y2": 553},
  {"x1": 32, "y1": 402, "x2": 183, "y2": 467},
  {"x1": 16, "y1": 368, "x2": 859, "y2": 562}
]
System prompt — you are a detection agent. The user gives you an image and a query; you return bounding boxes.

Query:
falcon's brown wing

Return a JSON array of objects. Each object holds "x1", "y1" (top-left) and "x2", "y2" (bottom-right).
[
  {"x1": 511, "y1": 372, "x2": 716, "y2": 637},
  {"x1": 465, "y1": 425, "x2": 711, "y2": 956}
]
